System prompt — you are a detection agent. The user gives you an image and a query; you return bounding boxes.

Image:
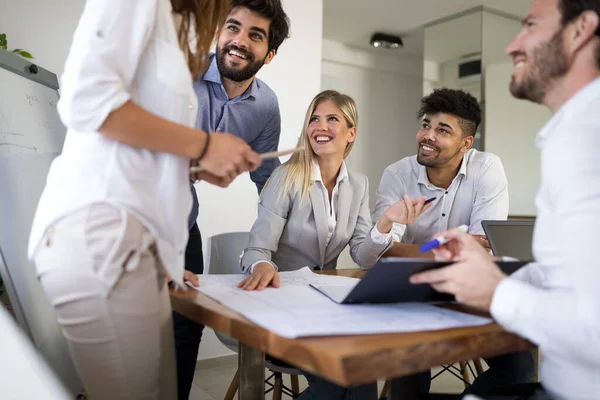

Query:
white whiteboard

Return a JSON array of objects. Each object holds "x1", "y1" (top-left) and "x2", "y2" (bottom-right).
[
  {"x1": 0, "y1": 52, "x2": 83, "y2": 395},
  {"x1": 0, "y1": 71, "x2": 64, "y2": 155}
]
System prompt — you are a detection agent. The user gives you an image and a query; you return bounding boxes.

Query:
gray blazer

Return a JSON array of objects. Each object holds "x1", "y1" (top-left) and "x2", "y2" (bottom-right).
[{"x1": 241, "y1": 165, "x2": 393, "y2": 273}]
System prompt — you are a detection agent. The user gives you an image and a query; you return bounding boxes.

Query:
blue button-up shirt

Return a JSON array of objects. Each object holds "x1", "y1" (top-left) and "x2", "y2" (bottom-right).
[{"x1": 188, "y1": 55, "x2": 281, "y2": 228}]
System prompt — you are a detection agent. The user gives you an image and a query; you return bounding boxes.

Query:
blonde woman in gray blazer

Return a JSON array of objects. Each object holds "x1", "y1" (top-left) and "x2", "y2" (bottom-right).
[
  {"x1": 237, "y1": 90, "x2": 430, "y2": 400},
  {"x1": 239, "y1": 90, "x2": 430, "y2": 291}
]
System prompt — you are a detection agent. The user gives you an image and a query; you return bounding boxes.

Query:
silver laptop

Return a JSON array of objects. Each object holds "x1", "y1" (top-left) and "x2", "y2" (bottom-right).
[{"x1": 481, "y1": 220, "x2": 535, "y2": 261}]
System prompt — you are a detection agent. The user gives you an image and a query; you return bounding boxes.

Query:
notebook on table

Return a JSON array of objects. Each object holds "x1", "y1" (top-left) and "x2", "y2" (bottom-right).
[{"x1": 310, "y1": 258, "x2": 528, "y2": 304}]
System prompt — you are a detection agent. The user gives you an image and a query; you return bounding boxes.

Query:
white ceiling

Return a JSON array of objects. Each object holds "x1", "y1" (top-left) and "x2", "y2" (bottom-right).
[{"x1": 322, "y1": 0, "x2": 531, "y2": 57}]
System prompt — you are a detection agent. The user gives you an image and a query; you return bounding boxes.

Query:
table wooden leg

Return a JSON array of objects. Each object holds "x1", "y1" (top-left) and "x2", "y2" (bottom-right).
[
  {"x1": 238, "y1": 343, "x2": 265, "y2": 400},
  {"x1": 387, "y1": 374, "x2": 421, "y2": 400}
]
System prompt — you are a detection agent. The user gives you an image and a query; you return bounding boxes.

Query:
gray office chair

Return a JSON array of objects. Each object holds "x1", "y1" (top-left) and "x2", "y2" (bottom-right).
[{"x1": 205, "y1": 232, "x2": 302, "y2": 400}]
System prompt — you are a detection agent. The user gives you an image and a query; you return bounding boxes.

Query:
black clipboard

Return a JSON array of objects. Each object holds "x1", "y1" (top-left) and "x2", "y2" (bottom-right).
[{"x1": 310, "y1": 258, "x2": 528, "y2": 304}]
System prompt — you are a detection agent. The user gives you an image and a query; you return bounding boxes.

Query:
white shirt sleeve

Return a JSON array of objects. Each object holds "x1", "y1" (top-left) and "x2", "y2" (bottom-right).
[
  {"x1": 390, "y1": 223, "x2": 407, "y2": 242},
  {"x1": 57, "y1": 0, "x2": 158, "y2": 132},
  {"x1": 490, "y1": 126, "x2": 600, "y2": 367},
  {"x1": 248, "y1": 260, "x2": 277, "y2": 275},
  {"x1": 371, "y1": 222, "x2": 406, "y2": 243},
  {"x1": 369, "y1": 225, "x2": 393, "y2": 244}
]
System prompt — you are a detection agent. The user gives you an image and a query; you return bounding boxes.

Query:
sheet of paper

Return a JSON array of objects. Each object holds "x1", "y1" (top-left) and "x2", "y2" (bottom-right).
[
  {"x1": 309, "y1": 284, "x2": 357, "y2": 303},
  {"x1": 188, "y1": 267, "x2": 492, "y2": 339},
  {"x1": 194, "y1": 266, "x2": 360, "y2": 289}
]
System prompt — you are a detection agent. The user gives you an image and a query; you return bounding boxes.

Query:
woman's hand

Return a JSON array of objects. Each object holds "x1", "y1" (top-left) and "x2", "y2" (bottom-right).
[
  {"x1": 377, "y1": 195, "x2": 432, "y2": 234},
  {"x1": 237, "y1": 262, "x2": 280, "y2": 291},
  {"x1": 167, "y1": 270, "x2": 199, "y2": 287},
  {"x1": 191, "y1": 133, "x2": 262, "y2": 187}
]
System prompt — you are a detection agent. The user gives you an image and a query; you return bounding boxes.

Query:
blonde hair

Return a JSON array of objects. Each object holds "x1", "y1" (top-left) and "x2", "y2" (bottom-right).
[
  {"x1": 171, "y1": 0, "x2": 229, "y2": 79},
  {"x1": 280, "y1": 90, "x2": 358, "y2": 201}
]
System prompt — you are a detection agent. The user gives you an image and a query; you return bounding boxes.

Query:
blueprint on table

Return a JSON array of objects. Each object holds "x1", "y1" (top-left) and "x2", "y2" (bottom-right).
[{"x1": 188, "y1": 267, "x2": 492, "y2": 339}]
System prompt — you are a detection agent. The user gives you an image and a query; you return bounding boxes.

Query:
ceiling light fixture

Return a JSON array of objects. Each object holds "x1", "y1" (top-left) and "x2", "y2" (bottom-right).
[{"x1": 370, "y1": 32, "x2": 403, "y2": 49}]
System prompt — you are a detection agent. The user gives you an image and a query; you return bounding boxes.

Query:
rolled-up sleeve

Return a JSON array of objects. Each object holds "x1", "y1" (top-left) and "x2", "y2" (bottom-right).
[{"x1": 57, "y1": 0, "x2": 158, "y2": 132}]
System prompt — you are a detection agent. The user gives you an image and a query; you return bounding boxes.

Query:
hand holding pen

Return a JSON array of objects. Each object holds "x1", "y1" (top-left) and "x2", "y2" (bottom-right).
[
  {"x1": 189, "y1": 133, "x2": 262, "y2": 187},
  {"x1": 376, "y1": 196, "x2": 436, "y2": 234},
  {"x1": 420, "y1": 224, "x2": 469, "y2": 253}
]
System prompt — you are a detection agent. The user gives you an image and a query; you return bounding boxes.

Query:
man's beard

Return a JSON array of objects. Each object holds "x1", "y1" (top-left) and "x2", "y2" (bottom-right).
[
  {"x1": 510, "y1": 29, "x2": 568, "y2": 104},
  {"x1": 416, "y1": 141, "x2": 462, "y2": 168},
  {"x1": 217, "y1": 44, "x2": 266, "y2": 82}
]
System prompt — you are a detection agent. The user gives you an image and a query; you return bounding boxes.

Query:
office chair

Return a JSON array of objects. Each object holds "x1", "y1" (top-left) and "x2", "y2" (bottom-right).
[{"x1": 205, "y1": 232, "x2": 302, "y2": 400}]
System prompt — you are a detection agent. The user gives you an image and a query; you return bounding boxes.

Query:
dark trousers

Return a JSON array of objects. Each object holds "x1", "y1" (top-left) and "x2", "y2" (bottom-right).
[
  {"x1": 424, "y1": 350, "x2": 536, "y2": 398},
  {"x1": 427, "y1": 383, "x2": 549, "y2": 400},
  {"x1": 476, "y1": 383, "x2": 549, "y2": 400},
  {"x1": 173, "y1": 222, "x2": 205, "y2": 400},
  {"x1": 298, "y1": 373, "x2": 379, "y2": 400},
  {"x1": 464, "y1": 351, "x2": 536, "y2": 395}
]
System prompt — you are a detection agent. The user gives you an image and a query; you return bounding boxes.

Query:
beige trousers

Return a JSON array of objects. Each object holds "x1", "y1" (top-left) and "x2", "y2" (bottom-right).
[{"x1": 35, "y1": 204, "x2": 176, "y2": 400}]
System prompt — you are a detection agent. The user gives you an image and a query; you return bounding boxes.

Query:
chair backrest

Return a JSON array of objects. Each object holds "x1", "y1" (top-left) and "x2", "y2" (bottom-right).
[{"x1": 204, "y1": 232, "x2": 250, "y2": 275}]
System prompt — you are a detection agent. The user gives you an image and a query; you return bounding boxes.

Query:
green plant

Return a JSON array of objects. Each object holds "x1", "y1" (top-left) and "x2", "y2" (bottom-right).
[{"x1": 0, "y1": 33, "x2": 34, "y2": 59}]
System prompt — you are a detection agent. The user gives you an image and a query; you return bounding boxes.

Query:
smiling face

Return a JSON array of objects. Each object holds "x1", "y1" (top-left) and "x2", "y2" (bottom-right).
[
  {"x1": 416, "y1": 113, "x2": 473, "y2": 168},
  {"x1": 307, "y1": 100, "x2": 356, "y2": 160},
  {"x1": 216, "y1": 6, "x2": 276, "y2": 82},
  {"x1": 505, "y1": 0, "x2": 569, "y2": 103}
]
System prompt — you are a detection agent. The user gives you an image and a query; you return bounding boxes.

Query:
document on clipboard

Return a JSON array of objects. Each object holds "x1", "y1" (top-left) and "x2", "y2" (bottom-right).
[{"x1": 310, "y1": 258, "x2": 528, "y2": 304}]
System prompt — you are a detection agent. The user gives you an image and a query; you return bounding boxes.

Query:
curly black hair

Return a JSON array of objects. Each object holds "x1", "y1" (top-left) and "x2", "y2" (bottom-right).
[
  {"x1": 230, "y1": 0, "x2": 290, "y2": 54},
  {"x1": 417, "y1": 88, "x2": 481, "y2": 137}
]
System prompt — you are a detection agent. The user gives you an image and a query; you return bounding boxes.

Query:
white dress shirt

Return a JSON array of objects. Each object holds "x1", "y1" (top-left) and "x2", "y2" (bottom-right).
[
  {"x1": 372, "y1": 149, "x2": 509, "y2": 244},
  {"x1": 490, "y1": 77, "x2": 600, "y2": 400},
  {"x1": 28, "y1": 0, "x2": 197, "y2": 286}
]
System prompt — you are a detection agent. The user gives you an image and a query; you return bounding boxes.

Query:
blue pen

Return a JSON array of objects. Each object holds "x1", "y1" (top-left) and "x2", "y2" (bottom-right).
[{"x1": 420, "y1": 224, "x2": 468, "y2": 252}]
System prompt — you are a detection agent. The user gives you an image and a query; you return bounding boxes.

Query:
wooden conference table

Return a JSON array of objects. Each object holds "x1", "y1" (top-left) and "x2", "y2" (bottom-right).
[{"x1": 170, "y1": 269, "x2": 533, "y2": 400}]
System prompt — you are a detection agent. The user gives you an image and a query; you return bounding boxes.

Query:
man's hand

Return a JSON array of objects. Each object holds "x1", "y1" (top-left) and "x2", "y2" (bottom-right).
[
  {"x1": 377, "y1": 195, "x2": 432, "y2": 234},
  {"x1": 409, "y1": 228, "x2": 507, "y2": 311},
  {"x1": 237, "y1": 262, "x2": 280, "y2": 291},
  {"x1": 190, "y1": 133, "x2": 262, "y2": 186}
]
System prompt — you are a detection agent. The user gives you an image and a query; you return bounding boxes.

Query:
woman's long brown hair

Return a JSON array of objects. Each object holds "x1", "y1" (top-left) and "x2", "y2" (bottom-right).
[{"x1": 170, "y1": 0, "x2": 229, "y2": 79}]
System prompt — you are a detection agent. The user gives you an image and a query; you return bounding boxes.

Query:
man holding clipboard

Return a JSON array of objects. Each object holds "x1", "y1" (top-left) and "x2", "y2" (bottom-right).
[{"x1": 412, "y1": 1, "x2": 600, "y2": 399}]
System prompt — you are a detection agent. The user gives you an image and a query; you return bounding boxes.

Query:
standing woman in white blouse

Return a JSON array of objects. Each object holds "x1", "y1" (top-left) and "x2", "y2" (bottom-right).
[{"x1": 28, "y1": 0, "x2": 261, "y2": 399}]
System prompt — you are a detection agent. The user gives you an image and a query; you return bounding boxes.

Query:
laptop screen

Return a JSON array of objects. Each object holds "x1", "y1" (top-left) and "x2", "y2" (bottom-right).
[{"x1": 481, "y1": 220, "x2": 535, "y2": 261}]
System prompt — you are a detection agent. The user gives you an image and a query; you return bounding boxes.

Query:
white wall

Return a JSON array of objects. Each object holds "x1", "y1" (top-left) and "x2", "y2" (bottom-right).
[
  {"x1": 485, "y1": 62, "x2": 550, "y2": 216},
  {"x1": 1, "y1": 0, "x2": 323, "y2": 363},
  {"x1": 482, "y1": 13, "x2": 550, "y2": 216},
  {"x1": 321, "y1": 39, "x2": 423, "y2": 268},
  {"x1": 0, "y1": 0, "x2": 84, "y2": 77}
]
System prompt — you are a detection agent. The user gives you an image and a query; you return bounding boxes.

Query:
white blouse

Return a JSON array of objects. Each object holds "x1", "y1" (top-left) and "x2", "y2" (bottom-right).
[{"x1": 29, "y1": 0, "x2": 198, "y2": 286}]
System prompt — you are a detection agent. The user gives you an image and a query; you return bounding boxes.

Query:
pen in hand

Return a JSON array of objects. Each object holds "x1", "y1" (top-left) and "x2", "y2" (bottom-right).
[
  {"x1": 420, "y1": 225, "x2": 468, "y2": 253},
  {"x1": 190, "y1": 147, "x2": 303, "y2": 173}
]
